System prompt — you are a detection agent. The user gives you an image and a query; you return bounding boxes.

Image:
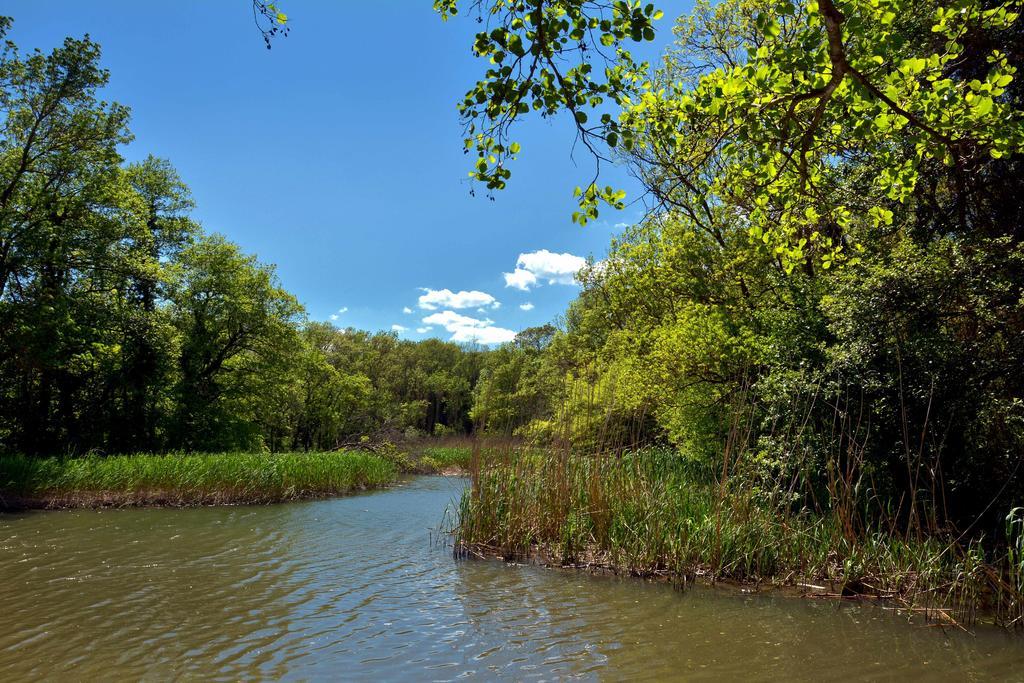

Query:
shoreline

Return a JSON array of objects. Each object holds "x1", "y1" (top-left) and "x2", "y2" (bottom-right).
[
  {"x1": 456, "y1": 541, "x2": 994, "y2": 631},
  {"x1": 0, "y1": 450, "x2": 408, "y2": 512},
  {"x1": 0, "y1": 481, "x2": 396, "y2": 511},
  {"x1": 0, "y1": 450, "x2": 468, "y2": 509},
  {"x1": 454, "y1": 449, "x2": 1024, "y2": 629}
]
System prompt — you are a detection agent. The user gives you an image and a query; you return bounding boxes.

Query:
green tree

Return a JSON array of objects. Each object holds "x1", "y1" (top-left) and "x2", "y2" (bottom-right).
[
  {"x1": 0, "y1": 21, "x2": 134, "y2": 452},
  {"x1": 444, "y1": 0, "x2": 1024, "y2": 532},
  {"x1": 168, "y1": 235, "x2": 302, "y2": 450},
  {"x1": 110, "y1": 156, "x2": 198, "y2": 450}
]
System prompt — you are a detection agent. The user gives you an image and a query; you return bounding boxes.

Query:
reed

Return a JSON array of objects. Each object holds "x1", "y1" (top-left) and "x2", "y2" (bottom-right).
[
  {"x1": 456, "y1": 445, "x2": 1024, "y2": 625},
  {"x1": 0, "y1": 451, "x2": 397, "y2": 508},
  {"x1": 418, "y1": 446, "x2": 473, "y2": 472}
]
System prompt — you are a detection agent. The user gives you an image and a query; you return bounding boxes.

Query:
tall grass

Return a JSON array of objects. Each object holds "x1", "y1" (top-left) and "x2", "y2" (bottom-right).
[
  {"x1": 0, "y1": 451, "x2": 397, "y2": 508},
  {"x1": 417, "y1": 446, "x2": 473, "y2": 472},
  {"x1": 457, "y1": 445, "x2": 1024, "y2": 626}
]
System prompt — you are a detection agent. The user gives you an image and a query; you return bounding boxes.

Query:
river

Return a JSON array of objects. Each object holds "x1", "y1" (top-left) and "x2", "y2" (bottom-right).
[{"x1": 0, "y1": 476, "x2": 1021, "y2": 680}]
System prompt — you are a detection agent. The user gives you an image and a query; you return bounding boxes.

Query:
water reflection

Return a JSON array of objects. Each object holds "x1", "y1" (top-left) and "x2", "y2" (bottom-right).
[{"x1": 0, "y1": 476, "x2": 1021, "y2": 680}]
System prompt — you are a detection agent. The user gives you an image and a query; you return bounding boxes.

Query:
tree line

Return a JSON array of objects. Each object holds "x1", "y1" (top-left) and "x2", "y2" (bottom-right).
[
  {"x1": 5, "y1": 0, "x2": 1024, "y2": 543},
  {"x1": 455, "y1": 0, "x2": 1024, "y2": 536},
  {"x1": 0, "y1": 19, "x2": 484, "y2": 455}
]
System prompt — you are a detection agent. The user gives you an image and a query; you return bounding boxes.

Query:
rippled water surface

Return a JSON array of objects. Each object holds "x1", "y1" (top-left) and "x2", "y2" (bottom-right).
[{"x1": 1, "y1": 476, "x2": 1023, "y2": 680}]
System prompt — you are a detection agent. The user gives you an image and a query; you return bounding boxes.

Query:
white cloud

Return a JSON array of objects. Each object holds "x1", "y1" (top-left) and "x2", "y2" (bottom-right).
[
  {"x1": 329, "y1": 314, "x2": 339, "y2": 321},
  {"x1": 422, "y1": 310, "x2": 487, "y2": 328},
  {"x1": 504, "y1": 268, "x2": 537, "y2": 291},
  {"x1": 519, "y1": 302, "x2": 535, "y2": 311},
  {"x1": 453, "y1": 326, "x2": 517, "y2": 344},
  {"x1": 338, "y1": 307, "x2": 348, "y2": 314},
  {"x1": 422, "y1": 310, "x2": 516, "y2": 345},
  {"x1": 418, "y1": 288, "x2": 499, "y2": 311},
  {"x1": 416, "y1": 326, "x2": 433, "y2": 334},
  {"x1": 504, "y1": 249, "x2": 587, "y2": 290},
  {"x1": 402, "y1": 306, "x2": 412, "y2": 314},
  {"x1": 614, "y1": 222, "x2": 630, "y2": 229},
  {"x1": 391, "y1": 324, "x2": 408, "y2": 333}
]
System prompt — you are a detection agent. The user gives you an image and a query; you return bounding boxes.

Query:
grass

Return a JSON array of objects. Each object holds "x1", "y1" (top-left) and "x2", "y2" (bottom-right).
[
  {"x1": 0, "y1": 451, "x2": 398, "y2": 509},
  {"x1": 456, "y1": 446, "x2": 1024, "y2": 627},
  {"x1": 417, "y1": 446, "x2": 473, "y2": 472},
  {"x1": 399, "y1": 435, "x2": 477, "y2": 474}
]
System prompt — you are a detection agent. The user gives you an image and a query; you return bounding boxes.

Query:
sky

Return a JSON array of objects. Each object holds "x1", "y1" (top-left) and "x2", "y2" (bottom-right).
[{"x1": 6, "y1": 1, "x2": 679, "y2": 344}]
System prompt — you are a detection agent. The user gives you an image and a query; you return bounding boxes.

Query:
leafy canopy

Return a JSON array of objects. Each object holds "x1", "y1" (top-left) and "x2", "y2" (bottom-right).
[{"x1": 440, "y1": 0, "x2": 1023, "y2": 270}]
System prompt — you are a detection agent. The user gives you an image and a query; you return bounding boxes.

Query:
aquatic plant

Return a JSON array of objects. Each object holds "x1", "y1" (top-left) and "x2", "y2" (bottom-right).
[
  {"x1": 418, "y1": 446, "x2": 473, "y2": 472},
  {"x1": 456, "y1": 445, "x2": 1024, "y2": 626},
  {"x1": 0, "y1": 451, "x2": 397, "y2": 508}
]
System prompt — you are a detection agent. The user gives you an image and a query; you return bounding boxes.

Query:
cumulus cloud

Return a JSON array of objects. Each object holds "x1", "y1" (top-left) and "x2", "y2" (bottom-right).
[
  {"x1": 391, "y1": 324, "x2": 408, "y2": 333},
  {"x1": 504, "y1": 249, "x2": 587, "y2": 291},
  {"x1": 422, "y1": 310, "x2": 486, "y2": 329},
  {"x1": 329, "y1": 314, "x2": 339, "y2": 321},
  {"x1": 402, "y1": 306, "x2": 412, "y2": 314},
  {"x1": 519, "y1": 302, "x2": 535, "y2": 311},
  {"x1": 338, "y1": 307, "x2": 348, "y2": 314},
  {"x1": 503, "y1": 268, "x2": 537, "y2": 290},
  {"x1": 418, "y1": 288, "x2": 499, "y2": 311},
  {"x1": 416, "y1": 326, "x2": 433, "y2": 334},
  {"x1": 454, "y1": 326, "x2": 517, "y2": 345},
  {"x1": 422, "y1": 310, "x2": 516, "y2": 345}
]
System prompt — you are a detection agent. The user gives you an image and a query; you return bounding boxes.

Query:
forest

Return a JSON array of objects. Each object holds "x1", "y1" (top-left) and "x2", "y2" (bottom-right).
[
  {"x1": 2, "y1": 0, "x2": 1024, "y2": 621},
  {"x1": 451, "y1": 0, "x2": 1024, "y2": 532},
  {"x1": 0, "y1": 14, "x2": 495, "y2": 455},
  {"x1": 440, "y1": 0, "x2": 1024, "y2": 620}
]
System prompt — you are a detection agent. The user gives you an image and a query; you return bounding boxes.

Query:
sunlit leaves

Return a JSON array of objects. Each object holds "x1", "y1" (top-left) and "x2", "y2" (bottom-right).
[
  {"x1": 443, "y1": 0, "x2": 1023, "y2": 274},
  {"x1": 253, "y1": 1, "x2": 290, "y2": 48},
  {"x1": 616, "y1": 0, "x2": 1023, "y2": 271},
  {"x1": 436, "y1": 0, "x2": 664, "y2": 217}
]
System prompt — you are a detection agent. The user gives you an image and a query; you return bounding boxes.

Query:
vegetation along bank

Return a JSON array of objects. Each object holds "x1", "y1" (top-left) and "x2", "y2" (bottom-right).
[
  {"x1": 437, "y1": 0, "x2": 1024, "y2": 627},
  {"x1": 2, "y1": 0, "x2": 1024, "y2": 629},
  {"x1": 0, "y1": 444, "x2": 472, "y2": 509}
]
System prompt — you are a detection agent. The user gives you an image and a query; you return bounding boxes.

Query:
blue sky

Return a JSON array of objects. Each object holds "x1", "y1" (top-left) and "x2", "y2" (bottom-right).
[{"x1": 6, "y1": 1, "x2": 678, "y2": 343}]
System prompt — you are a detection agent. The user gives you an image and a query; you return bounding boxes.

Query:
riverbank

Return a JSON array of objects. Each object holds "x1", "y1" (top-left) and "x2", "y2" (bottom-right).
[
  {"x1": 0, "y1": 451, "x2": 400, "y2": 509},
  {"x1": 5, "y1": 475, "x2": 1017, "y2": 679},
  {"x1": 0, "y1": 444, "x2": 475, "y2": 510},
  {"x1": 456, "y1": 448, "x2": 1024, "y2": 628},
  {"x1": 411, "y1": 444, "x2": 474, "y2": 475}
]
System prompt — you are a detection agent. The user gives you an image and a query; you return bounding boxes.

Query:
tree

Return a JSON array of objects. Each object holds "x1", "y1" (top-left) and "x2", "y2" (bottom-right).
[
  {"x1": 168, "y1": 235, "x2": 302, "y2": 450},
  {"x1": 444, "y1": 0, "x2": 1024, "y2": 532},
  {"x1": 0, "y1": 21, "x2": 134, "y2": 452},
  {"x1": 441, "y1": 0, "x2": 1023, "y2": 263},
  {"x1": 110, "y1": 156, "x2": 198, "y2": 450}
]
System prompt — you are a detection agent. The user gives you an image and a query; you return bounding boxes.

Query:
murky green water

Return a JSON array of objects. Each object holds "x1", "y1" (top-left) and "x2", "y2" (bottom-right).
[{"x1": 0, "y1": 476, "x2": 1022, "y2": 680}]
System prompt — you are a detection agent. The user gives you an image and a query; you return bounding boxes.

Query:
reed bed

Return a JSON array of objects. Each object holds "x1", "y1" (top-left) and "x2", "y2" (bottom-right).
[
  {"x1": 0, "y1": 451, "x2": 397, "y2": 508},
  {"x1": 457, "y1": 446, "x2": 1024, "y2": 626},
  {"x1": 417, "y1": 446, "x2": 473, "y2": 473}
]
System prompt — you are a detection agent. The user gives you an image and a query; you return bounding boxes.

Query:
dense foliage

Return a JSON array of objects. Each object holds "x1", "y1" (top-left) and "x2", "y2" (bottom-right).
[
  {"x1": 3, "y1": 0, "x2": 1023, "y2": 559},
  {"x1": 0, "y1": 450, "x2": 396, "y2": 507},
  {"x1": 0, "y1": 20, "x2": 484, "y2": 455},
  {"x1": 451, "y1": 0, "x2": 1024, "y2": 540}
]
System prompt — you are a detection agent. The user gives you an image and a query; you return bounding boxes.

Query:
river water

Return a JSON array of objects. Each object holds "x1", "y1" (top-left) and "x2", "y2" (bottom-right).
[{"x1": 1, "y1": 476, "x2": 1022, "y2": 680}]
